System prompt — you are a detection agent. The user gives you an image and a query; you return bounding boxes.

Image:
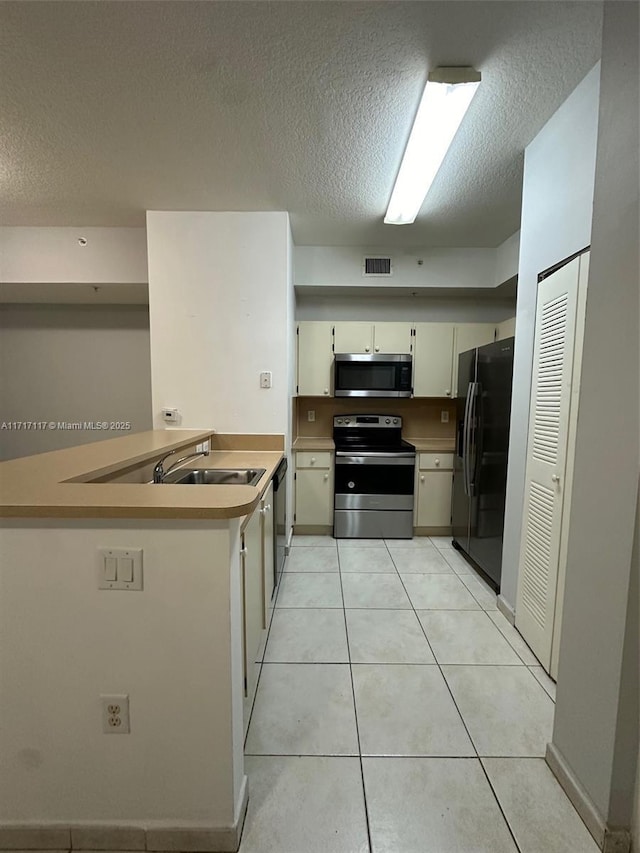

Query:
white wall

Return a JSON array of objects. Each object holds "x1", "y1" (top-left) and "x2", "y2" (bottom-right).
[
  {"x1": 0, "y1": 305, "x2": 153, "y2": 460},
  {"x1": 0, "y1": 518, "x2": 244, "y2": 827},
  {"x1": 552, "y1": 1, "x2": 639, "y2": 834},
  {"x1": 146, "y1": 212, "x2": 292, "y2": 437},
  {"x1": 0, "y1": 227, "x2": 147, "y2": 283},
  {"x1": 500, "y1": 63, "x2": 601, "y2": 608},
  {"x1": 495, "y1": 231, "x2": 520, "y2": 288}
]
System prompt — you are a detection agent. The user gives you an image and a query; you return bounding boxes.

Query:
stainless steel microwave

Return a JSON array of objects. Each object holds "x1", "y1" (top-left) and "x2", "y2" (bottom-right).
[{"x1": 334, "y1": 353, "x2": 412, "y2": 398}]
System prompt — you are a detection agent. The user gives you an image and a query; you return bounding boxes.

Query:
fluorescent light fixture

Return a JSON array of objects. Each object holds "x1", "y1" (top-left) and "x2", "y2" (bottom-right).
[{"x1": 384, "y1": 67, "x2": 481, "y2": 225}]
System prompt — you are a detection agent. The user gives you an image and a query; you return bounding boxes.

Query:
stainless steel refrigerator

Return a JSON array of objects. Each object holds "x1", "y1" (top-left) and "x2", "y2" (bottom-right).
[{"x1": 451, "y1": 337, "x2": 514, "y2": 589}]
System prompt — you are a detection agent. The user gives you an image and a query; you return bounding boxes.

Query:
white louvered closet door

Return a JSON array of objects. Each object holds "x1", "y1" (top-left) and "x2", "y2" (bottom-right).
[{"x1": 515, "y1": 256, "x2": 580, "y2": 668}]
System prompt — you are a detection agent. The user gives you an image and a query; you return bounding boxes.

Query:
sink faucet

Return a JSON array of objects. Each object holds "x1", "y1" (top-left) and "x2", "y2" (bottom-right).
[{"x1": 153, "y1": 449, "x2": 210, "y2": 484}]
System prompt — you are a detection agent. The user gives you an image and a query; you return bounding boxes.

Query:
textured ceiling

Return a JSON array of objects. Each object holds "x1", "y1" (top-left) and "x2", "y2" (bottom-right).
[{"x1": 0, "y1": 1, "x2": 602, "y2": 247}]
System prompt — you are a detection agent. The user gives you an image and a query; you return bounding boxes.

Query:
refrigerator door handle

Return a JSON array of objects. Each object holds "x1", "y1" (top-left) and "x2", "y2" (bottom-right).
[
  {"x1": 462, "y1": 382, "x2": 474, "y2": 497},
  {"x1": 468, "y1": 382, "x2": 479, "y2": 496}
]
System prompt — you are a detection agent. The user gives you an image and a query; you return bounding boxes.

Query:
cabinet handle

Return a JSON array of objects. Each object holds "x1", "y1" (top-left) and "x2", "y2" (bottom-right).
[
  {"x1": 435, "y1": 458, "x2": 440, "y2": 467},
  {"x1": 260, "y1": 504, "x2": 271, "y2": 515},
  {"x1": 365, "y1": 346, "x2": 370, "y2": 352},
  {"x1": 311, "y1": 457, "x2": 316, "y2": 464},
  {"x1": 420, "y1": 475, "x2": 425, "y2": 482},
  {"x1": 240, "y1": 546, "x2": 248, "y2": 557},
  {"x1": 445, "y1": 390, "x2": 451, "y2": 396},
  {"x1": 374, "y1": 345, "x2": 380, "y2": 352},
  {"x1": 552, "y1": 474, "x2": 560, "y2": 483},
  {"x1": 324, "y1": 473, "x2": 329, "y2": 481},
  {"x1": 324, "y1": 388, "x2": 329, "y2": 395}
]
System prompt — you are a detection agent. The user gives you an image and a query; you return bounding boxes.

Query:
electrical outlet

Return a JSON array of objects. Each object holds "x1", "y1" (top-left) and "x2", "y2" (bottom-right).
[
  {"x1": 101, "y1": 694, "x2": 130, "y2": 734},
  {"x1": 260, "y1": 371, "x2": 272, "y2": 389},
  {"x1": 307, "y1": 410, "x2": 315, "y2": 422},
  {"x1": 196, "y1": 440, "x2": 210, "y2": 453},
  {"x1": 441, "y1": 410, "x2": 450, "y2": 423}
]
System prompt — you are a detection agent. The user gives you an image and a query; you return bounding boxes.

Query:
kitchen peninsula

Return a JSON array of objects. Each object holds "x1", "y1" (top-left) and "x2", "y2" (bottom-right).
[{"x1": 0, "y1": 430, "x2": 284, "y2": 853}]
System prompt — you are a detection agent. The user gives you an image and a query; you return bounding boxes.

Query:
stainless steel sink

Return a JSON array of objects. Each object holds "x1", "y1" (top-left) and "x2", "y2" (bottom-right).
[{"x1": 161, "y1": 467, "x2": 266, "y2": 486}]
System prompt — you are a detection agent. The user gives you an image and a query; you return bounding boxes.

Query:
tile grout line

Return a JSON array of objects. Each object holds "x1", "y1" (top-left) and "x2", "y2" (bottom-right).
[
  {"x1": 477, "y1": 757, "x2": 525, "y2": 853},
  {"x1": 388, "y1": 537, "x2": 524, "y2": 853},
  {"x1": 336, "y1": 540, "x2": 374, "y2": 853}
]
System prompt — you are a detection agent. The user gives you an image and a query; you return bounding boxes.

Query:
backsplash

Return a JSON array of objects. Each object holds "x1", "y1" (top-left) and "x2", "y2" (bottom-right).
[{"x1": 295, "y1": 397, "x2": 456, "y2": 440}]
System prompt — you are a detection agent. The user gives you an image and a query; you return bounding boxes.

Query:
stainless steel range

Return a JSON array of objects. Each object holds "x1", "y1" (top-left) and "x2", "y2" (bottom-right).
[{"x1": 333, "y1": 414, "x2": 416, "y2": 539}]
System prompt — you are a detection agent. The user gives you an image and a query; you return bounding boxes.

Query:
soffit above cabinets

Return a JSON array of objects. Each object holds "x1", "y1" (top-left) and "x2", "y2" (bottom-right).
[{"x1": 295, "y1": 279, "x2": 517, "y2": 303}]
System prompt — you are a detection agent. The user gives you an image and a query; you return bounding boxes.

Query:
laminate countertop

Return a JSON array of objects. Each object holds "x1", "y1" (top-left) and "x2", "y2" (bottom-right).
[{"x1": 0, "y1": 430, "x2": 284, "y2": 520}]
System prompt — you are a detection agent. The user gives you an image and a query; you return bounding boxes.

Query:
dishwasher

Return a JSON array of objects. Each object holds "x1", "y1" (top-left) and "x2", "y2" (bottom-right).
[{"x1": 271, "y1": 457, "x2": 288, "y2": 594}]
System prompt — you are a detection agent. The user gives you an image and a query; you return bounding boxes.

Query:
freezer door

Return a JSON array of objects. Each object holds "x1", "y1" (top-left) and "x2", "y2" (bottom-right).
[
  {"x1": 467, "y1": 338, "x2": 514, "y2": 587},
  {"x1": 451, "y1": 348, "x2": 477, "y2": 548}
]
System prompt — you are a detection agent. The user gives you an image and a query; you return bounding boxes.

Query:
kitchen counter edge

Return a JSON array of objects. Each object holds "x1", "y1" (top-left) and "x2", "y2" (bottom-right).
[{"x1": 0, "y1": 430, "x2": 284, "y2": 520}]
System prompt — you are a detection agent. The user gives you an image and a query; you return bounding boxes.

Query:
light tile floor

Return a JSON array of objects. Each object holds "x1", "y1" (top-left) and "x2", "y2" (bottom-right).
[{"x1": 240, "y1": 535, "x2": 599, "y2": 853}]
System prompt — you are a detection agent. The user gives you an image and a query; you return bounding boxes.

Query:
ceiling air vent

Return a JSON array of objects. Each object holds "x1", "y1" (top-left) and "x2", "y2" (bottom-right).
[{"x1": 363, "y1": 256, "x2": 393, "y2": 277}]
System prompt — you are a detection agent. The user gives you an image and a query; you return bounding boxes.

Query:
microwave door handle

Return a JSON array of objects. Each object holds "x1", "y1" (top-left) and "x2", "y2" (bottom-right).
[{"x1": 462, "y1": 382, "x2": 474, "y2": 497}]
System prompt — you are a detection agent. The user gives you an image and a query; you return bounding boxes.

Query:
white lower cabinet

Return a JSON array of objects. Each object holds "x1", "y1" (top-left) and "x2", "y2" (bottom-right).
[
  {"x1": 260, "y1": 483, "x2": 275, "y2": 639},
  {"x1": 241, "y1": 482, "x2": 275, "y2": 732},
  {"x1": 415, "y1": 453, "x2": 454, "y2": 530},
  {"x1": 294, "y1": 451, "x2": 333, "y2": 528}
]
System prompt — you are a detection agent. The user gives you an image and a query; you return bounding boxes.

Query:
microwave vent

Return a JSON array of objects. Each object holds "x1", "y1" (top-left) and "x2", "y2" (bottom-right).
[{"x1": 363, "y1": 256, "x2": 392, "y2": 276}]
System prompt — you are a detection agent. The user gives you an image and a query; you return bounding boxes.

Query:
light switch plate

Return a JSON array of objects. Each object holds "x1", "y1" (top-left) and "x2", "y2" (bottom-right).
[
  {"x1": 260, "y1": 371, "x2": 272, "y2": 389},
  {"x1": 97, "y1": 548, "x2": 143, "y2": 590},
  {"x1": 441, "y1": 410, "x2": 450, "y2": 423}
]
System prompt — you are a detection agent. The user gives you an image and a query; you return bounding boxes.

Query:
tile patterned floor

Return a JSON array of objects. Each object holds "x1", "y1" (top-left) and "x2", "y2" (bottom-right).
[{"x1": 239, "y1": 536, "x2": 598, "y2": 853}]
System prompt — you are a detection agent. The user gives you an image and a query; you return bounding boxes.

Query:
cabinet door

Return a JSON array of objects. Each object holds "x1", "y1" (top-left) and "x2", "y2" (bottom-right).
[
  {"x1": 333, "y1": 322, "x2": 374, "y2": 354},
  {"x1": 496, "y1": 317, "x2": 516, "y2": 341},
  {"x1": 413, "y1": 323, "x2": 455, "y2": 397},
  {"x1": 373, "y1": 322, "x2": 413, "y2": 354},
  {"x1": 416, "y1": 471, "x2": 453, "y2": 527},
  {"x1": 241, "y1": 508, "x2": 264, "y2": 702},
  {"x1": 295, "y1": 467, "x2": 333, "y2": 525},
  {"x1": 261, "y1": 483, "x2": 275, "y2": 633},
  {"x1": 297, "y1": 322, "x2": 334, "y2": 396},
  {"x1": 452, "y1": 323, "x2": 496, "y2": 396}
]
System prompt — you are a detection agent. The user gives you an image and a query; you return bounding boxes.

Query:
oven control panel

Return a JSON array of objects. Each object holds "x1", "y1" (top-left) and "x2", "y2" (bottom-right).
[{"x1": 334, "y1": 415, "x2": 401, "y2": 428}]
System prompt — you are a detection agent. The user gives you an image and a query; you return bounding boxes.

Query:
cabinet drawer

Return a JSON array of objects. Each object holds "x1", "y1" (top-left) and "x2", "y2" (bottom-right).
[
  {"x1": 419, "y1": 452, "x2": 454, "y2": 471},
  {"x1": 296, "y1": 451, "x2": 332, "y2": 469}
]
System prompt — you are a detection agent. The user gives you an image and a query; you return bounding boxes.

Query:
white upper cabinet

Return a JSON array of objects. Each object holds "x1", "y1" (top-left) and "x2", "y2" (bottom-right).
[
  {"x1": 451, "y1": 323, "x2": 497, "y2": 396},
  {"x1": 413, "y1": 323, "x2": 455, "y2": 397},
  {"x1": 333, "y1": 322, "x2": 413, "y2": 355},
  {"x1": 372, "y1": 322, "x2": 413, "y2": 354},
  {"x1": 297, "y1": 321, "x2": 333, "y2": 397},
  {"x1": 496, "y1": 317, "x2": 516, "y2": 341},
  {"x1": 333, "y1": 322, "x2": 373, "y2": 353}
]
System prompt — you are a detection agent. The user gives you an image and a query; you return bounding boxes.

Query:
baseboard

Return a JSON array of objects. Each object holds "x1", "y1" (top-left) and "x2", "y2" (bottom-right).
[
  {"x1": 545, "y1": 743, "x2": 631, "y2": 853},
  {"x1": 293, "y1": 524, "x2": 333, "y2": 535},
  {"x1": 0, "y1": 784, "x2": 250, "y2": 853},
  {"x1": 413, "y1": 527, "x2": 452, "y2": 536},
  {"x1": 497, "y1": 594, "x2": 516, "y2": 625}
]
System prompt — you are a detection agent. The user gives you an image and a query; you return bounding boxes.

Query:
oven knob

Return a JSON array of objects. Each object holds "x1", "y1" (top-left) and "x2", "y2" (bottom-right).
[
  {"x1": 348, "y1": 481, "x2": 355, "y2": 489},
  {"x1": 344, "y1": 419, "x2": 350, "y2": 425},
  {"x1": 385, "y1": 418, "x2": 391, "y2": 424},
  {"x1": 393, "y1": 418, "x2": 399, "y2": 424},
  {"x1": 337, "y1": 418, "x2": 343, "y2": 424}
]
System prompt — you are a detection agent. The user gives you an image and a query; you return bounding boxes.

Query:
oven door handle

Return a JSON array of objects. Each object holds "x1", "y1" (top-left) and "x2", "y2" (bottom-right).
[{"x1": 335, "y1": 454, "x2": 416, "y2": 466}]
